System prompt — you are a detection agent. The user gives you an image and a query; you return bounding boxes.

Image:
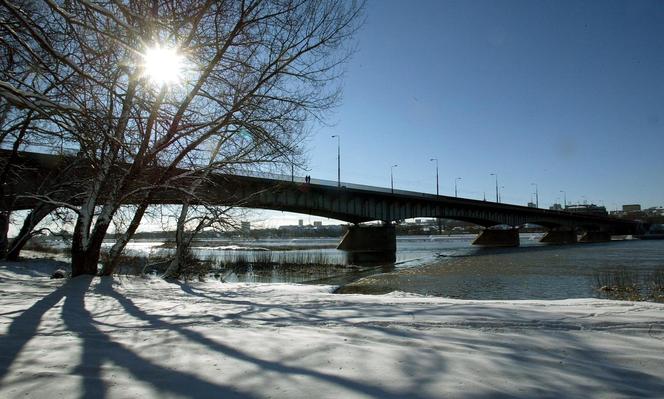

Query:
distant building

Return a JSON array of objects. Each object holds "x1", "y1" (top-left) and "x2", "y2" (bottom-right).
[
  {"x1": 645, "y1": 206, "x2": 664, "y2": 216},
  {"x1": 527, "y1": 202, "x2": 537, "y2": 208},
  {"x1": 313, "y1": 221, "x2": 323, "y2": 227},
  {"x1": 622, "y1": 204, "x2": 641, "y2": 212},
  {"x1": 241, "y1": 221, "x2": 250, "y2": 234},
  {"x1": 549, "y1": 203, "x2": 563, "y2": 211},
  {"x1": 298, "y1": 219, "x2": 303, "y2": 227}
]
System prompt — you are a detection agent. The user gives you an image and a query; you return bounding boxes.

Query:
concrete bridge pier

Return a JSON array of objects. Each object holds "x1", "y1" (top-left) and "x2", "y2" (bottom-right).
[
  {"x1": 540, "y1": 228, "x2": 577, "y2": 245},
  {"x1": 579, "y1": 231, "x2": 612, "y2": 243},
  {"x1": 337, "y1": 224, "x2": 396, "y2": 264},
  {"x1": 472, "y1": 228, "x2": 520, "y2": 247}
]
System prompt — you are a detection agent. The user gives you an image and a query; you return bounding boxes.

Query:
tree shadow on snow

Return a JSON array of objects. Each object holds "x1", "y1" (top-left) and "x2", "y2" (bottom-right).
[
  {"x1": 96, "y1": 278, "x2": 432, "y2": 399},
  {"x1": 2, "y1": 277, "x2": 663, "y2": 398},
  {"x1": 0, "y1": 282, "x2": 68, "y2": 380},
  {"x1": 172, "y1": 280, "x2": 664, "y2": 398},
  {"x1": 1, "y1": 277, "x2": 253, "y2": 399}
]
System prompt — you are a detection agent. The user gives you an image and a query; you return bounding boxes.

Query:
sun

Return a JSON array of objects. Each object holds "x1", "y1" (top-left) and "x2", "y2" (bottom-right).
[{"x1": 142, "y1": 45, "x2": 185, "y2": 86}]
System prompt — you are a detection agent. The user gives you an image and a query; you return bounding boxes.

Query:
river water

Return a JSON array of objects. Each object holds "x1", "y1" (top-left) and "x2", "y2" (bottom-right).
[{"x1": 119, "y1": 234, "x2": 664, "y2": 300}]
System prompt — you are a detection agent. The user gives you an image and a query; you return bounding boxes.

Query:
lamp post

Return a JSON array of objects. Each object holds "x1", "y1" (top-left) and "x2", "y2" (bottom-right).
[
  {"x1": 560, "y1": 190, "x2": 567, "y2": 209},
  {"x1": 390, "y1": 164, "x2": 398, "y2": 194},
  {"x1": 455, "y1": 177, "x2": 462, "y2": 197},
  {"x1": 429, "y1": 158, "x2": 439, "y2": 195},
  {"x1": 430, "y1": 158, "x2": 441, "y2": 234},
  {"x1": 490, "y1": 173, "x2": 499, "y2": 203},
  {"x1": 331, "y1": 135, "x2": 340, "y2": 187},
  {"x1": 531, "y1": 183, "x2": 538, "y2": 208}
]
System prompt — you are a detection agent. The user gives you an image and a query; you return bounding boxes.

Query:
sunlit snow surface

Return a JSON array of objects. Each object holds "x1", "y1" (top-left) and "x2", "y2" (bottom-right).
[{"x1": 1, "y1": 260, "x2": 664, "y2": 398}]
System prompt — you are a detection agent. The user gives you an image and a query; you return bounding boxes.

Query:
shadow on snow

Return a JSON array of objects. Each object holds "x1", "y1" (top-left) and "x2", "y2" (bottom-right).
[{"x1": 1, "y1": 276, "x2": 663, "y2": 398}]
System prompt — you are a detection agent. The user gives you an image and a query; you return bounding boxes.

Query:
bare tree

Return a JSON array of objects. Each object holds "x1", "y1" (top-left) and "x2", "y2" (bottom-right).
[
  {"x1": 0, "y1": 1, "x2": 83, "y2": 257},
  {"x1": 1, "y1": 0, "x2": 364, "y2": 276}
]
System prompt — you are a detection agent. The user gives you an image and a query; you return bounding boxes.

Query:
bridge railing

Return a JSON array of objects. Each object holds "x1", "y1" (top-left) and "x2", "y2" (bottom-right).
[
  {"x1": 229, "y1": 168, "x2": 441, "y2": 199},
  {"x1": 231, "y1": 169, "x2": 635, "y2": 225}
]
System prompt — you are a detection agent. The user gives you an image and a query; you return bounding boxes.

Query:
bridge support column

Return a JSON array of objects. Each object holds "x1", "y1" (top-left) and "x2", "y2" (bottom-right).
[
  {"x1": 540, "y1": 229, "x2": 577, "y2": 245},
  {"x1": 579, "y1": 231, "x2": 611, "y2": 243},
  {"x1": 337, "y1": 224, "x2": 396, "y2": 264},
  {"x1": 472, "y1": 228, "x2": 520, "y2": 247}
]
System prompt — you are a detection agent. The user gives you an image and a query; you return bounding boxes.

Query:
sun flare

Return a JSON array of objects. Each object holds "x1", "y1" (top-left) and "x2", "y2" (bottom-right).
[{"x1": 142, "y1": 45, "x2": 184, "y2": 86}]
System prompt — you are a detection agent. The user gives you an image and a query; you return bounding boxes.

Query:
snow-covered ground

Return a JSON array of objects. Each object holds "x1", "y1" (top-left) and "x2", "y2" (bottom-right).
[{"x1": 1, "y1": 260, "x2": 664, "y2": 398}]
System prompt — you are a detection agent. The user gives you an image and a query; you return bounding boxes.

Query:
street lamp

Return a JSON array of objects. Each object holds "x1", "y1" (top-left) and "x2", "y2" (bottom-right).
[
  {"x1": 455, "y1": 177, "x2": 462, "y2": 197},
  {"x1": 390, "y1": 164, "x2": 398, "y2": 194},
  {"x1": 429, "y1": 158, "x2": 439, "y2": 196},
  {"x1": 490, "y1": 173, "x2": 499, "y2": 203},
  {"x1": 531, "y1": 183, "x2": 539, "y2": 208},
  {"x1": 331, "y1": 135, "x2": 340, "y2": 187},
  {"x1": 560, "y1": 190, "x2": 567, "y2": 209}
]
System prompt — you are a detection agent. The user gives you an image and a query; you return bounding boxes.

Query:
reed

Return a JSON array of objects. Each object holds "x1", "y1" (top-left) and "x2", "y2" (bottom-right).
[
  {"x1": 23, "y1": 240, "x2": 70, "y2": 255},
  {"x1": 648, "y1": 268, "x2": 664, "y2": 302},
  {"x1": 593, "y1": 267, "x2": 664, "y2": 302},
  {"x1": 227, "y1": 254, "x2": 251, "y2": 274},
  {"x1": 215, "y1": 250, "x2": 345, "y2": 277},
  {"x1": 279, "y1": 251, "x2": 343, "y2": 267},
  {"x1": 251, "y1": 252, "x2": 275, "y2": 272},
  {"x1": 104, "y1": 254, "x2": 147, "y2": 275}
]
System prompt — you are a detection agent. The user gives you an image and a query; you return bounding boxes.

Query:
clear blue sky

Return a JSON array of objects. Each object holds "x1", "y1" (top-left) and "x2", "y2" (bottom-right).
[{"x1": 304, "y1": 0, "x2": 663, "y2": 212}]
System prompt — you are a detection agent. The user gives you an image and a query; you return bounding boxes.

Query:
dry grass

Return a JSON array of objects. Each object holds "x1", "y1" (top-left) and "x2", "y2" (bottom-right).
[
  {"x1": 594, "y1": 267, "x2": 664, "y2": 302},
  {"x1": 213, "y1": 250, "x2": 347, "y2": 279}
]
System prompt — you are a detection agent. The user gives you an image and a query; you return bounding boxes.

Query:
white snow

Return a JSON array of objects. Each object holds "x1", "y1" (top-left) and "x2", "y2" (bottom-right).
[{"x1": 1, "y1": 259, "x2": 664, "y2": 398}]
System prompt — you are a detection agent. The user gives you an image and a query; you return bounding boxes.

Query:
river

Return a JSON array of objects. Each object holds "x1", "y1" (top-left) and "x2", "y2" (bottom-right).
[{"x1": 116, "y1": 234, "x2": 663, "y2": 300}]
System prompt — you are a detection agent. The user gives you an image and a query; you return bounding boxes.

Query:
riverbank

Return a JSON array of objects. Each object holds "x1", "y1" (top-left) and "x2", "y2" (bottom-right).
[{"x1": 1, "y1": 259, "x2": 664, "y2": 398}]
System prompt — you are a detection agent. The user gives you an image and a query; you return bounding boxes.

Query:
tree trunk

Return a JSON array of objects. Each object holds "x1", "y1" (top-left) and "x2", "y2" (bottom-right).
[
  {"x1": 101, "y1": 203, "x2": 149, "y2": 276},
  {"x1": 71, "y1": 211, "x2": 113, "y2": 277},
  {"x1": 6, "y1": 203, "x2": 56, "y2": 261},
  {"x1": 162, "y1": 203, "x2": 190, "y2": 279},
  {"x1": 70, "y1": 246, "x2": 101, "y2": 276},
  {"x1": 0, "y1": 211, "x2": 9, "y2": 258}
]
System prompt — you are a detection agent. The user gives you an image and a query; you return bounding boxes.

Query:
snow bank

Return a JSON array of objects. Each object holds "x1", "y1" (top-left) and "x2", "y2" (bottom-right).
[{"x1": 1, "y1": 259, "x2": 664, "y2": 398}]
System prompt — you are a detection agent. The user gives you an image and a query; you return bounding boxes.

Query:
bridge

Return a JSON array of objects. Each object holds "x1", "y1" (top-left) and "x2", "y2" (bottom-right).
[{"x1": 2, "y1": 150, "x2": 644, "y2": 262}]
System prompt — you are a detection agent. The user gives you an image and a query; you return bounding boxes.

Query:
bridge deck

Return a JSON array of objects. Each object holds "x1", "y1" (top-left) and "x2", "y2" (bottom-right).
[{"x1": 1, "y1": 150, "x2": 641, "y2": 234}]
